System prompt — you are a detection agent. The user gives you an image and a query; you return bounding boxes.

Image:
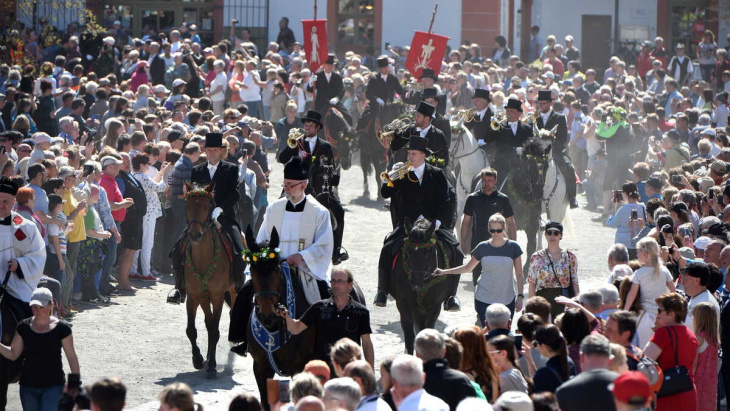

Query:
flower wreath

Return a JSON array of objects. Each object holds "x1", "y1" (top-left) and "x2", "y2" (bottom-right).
[
  {"x1": 243, "y1": 247, "x2": 281, "y2": 263},
  {"x1": 403, "y1": 237, "x2": 437, "y2": 250},
  {"x1": 426, "y1": 156, "x2": 448, "y2": 168},
  {"x1": 184, "y1": 189, "x2": 214, "y2": 202}
]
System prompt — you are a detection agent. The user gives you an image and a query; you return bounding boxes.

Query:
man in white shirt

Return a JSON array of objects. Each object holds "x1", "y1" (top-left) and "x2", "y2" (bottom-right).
[
  {"x1": 390, "y1": 354, "x2": 448, "y2": 411},
  {"x1": 682, "y1": 262, "x2": 720, "y2": 332},
  {"x1": 207, "y1": 59, "x2": 228, "y2": 116},
  {"x1": 238, "y1": 59, "x2": 266, "y2": 119}
]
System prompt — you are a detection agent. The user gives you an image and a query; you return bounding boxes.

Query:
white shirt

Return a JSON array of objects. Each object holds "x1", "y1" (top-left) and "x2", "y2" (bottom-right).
[
  {"x1": 541, "y1": 110, "x2": 552, "y2": 125},
  {"x1": 476, "y1": 107, "x2": 488, "y2": 121},
  {"x1": 686, "y1": 289, "x2": 721, "y2": 333},
  {"x1": 397, "y1": 389, "x2": 448, "y2": 411},
  {"x1": 210, "y1": 71, "x2": 228, "y2": 102},
  {"x1": 670, "y1": 55, "x2": 693, "y2": 81},
  {"x1": 306, "y1": 136, "x2": 317, "y2": 152},
  {"x1": 324, "y1": 71, "x2": 332, "y2": 82},
  {"x1": 415, "y1": 124, "x2": 432, "y2": 138},
  {"x1": 356, "y1": 394, "x2": 392, "y2": 411},
  {"x1": 508, "y1": 121, "x2": 518, "y2": 135},
  {"x1": 207, "y1": 161, "x2": 219, "y2": 179},
  {"x1": 239, "y1": 70, "x2": 262, "y2": 102},
  {"x1": 412, "y1": 162, "x2": 425, "y2": 182}
]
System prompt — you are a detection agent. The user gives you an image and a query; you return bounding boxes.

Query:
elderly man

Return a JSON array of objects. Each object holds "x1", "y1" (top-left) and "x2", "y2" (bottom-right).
[
  {"x1": 484, "y1": 303, "x2": 513, "y2": 340},
  {"x1": 323, "y1": 377, "x2": 361, "y2": 411},
  {"x1": 604, "y1": 310, "x2": 643, "y2": 371},
  {"x1": 295, "y1": 396, "x2": 326, "y2": 411},
  {"x1": 682, "y1": 262, "x2": 720, "y2": 332},
  {"x1": 390, "y1": 355, "x2": 448, "y2": 411},
  {"x1": 58, "y1": 116, "x2": 79, "y2": 145},
  {"x1": 597, "y1": 284, "x2": 620, "y2": 320},
  {"x1": 556, "y1": 334, "x2": 619, "y2": 411},
  {"x1": 414, "y1": 329, "x2": 475, "y2": 409},
  {"x1": 606, "y1": 244, "x2": 632, "y2": 283}
]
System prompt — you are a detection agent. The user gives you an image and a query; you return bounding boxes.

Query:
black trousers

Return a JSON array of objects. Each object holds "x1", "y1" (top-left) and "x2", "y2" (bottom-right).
[{"x1": 553, "y1": 152, "x2": 577, "y2": 201}]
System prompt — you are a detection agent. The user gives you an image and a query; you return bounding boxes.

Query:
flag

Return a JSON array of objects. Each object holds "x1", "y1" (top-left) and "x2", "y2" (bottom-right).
[
  {"x1": 302, "y1": 19, "x2": 328, "y2": 73},
  {"x1": 406, "y1": 31, "x2": 450, "y2": 78}
]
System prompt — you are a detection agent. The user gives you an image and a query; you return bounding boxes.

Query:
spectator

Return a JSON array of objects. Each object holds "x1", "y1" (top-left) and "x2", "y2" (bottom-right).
[
  {"x1": 453, "y1": 326, "x2": 500, "y2": 402},
  {"x1": 389, "y1": 354, "x2": 448, "y2": 411},
  {"x1": 488, "y1": 334, "x2": 530, "y2": 395},
  {"x1": 597, "y1": 284, "x2": 620, "y2": 319},
  {"x1": 559, "y1": 308, "x2": 591, "y2": 373},
  {"x1": 322, "y1": 378, "x2": 360, "y2": 411},
  {"x1": 484, "y1": 303, "x2": 514, "y2": 339},
  {"x1": 377, "y1": 356, "x2": 396, "y2": 410},
  {"x1": 609, "y1": 371, "x2": 652, "y2": 411},
  {"x1": 343, "y1": 360, "x2": 391, "y2": 411},
  {"x1": 610, "y1": 182, "x2": 647, "y2": 259},
  {"x1": 157, "y1": 382, "x2": 201, "y2": 411},
  {"x1": 603, "y1": 311, "x2": 643, "y2": 371},
  {"x1": 88, "y1": 377, "x2": 126, "y2": 411},
  {"x1": 681, "y1": 261, "x2": 720, "y2": 332},
  {"x1": 691, "y1": 302, "x2": 719, "y2": 411},
  {"x1": 493, "y1": 391, "x2": 533, "y2": 411},
  {"x1": 295, "y1": 396, "x2": 325, "y2": 411},
  {"x1": 228, "y1": 393, "x2": 263, "y2": 411},
  {"x1": 516, "y1": 313, "x2": 548, "y2": 377},
  {"x1": 528, "y1": 324, "x2": 575, "y2": 393},
  {"x1": 330, "y1": 338, "x2": 363, "y2": 377}
]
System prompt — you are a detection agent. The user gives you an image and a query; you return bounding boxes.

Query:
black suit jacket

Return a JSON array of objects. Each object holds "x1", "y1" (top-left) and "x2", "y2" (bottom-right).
[
  {"x1": 191, "y1": 160, "x2": 240, "y2": 223},
  {"x1": 149, "y1": 54, "x2": 166, "y2": 86},
  {"x1": 423, "y1": 359, "x2": 476, "y2": 410},
  {"x1": 390, "y1": 124, "x2": 449, "y2": 163},
  {"x1": 537, "y1": 110, "x2": 569, "y2": 154},
  {"x1": 493, "y1": 120, "x2": 533, "y2": 150},
  {"x1": 309, "y1": 71, "x2": 344, "y2": 113},
  {"x1": 431, "y1": 113, "x2": 452, "y2": 146},
  {"x1": 365, "y1": 73, "x2": 404, "y2": 106},
  {"x1": 381, "y1": 164, "x2": 451, "y2": 227},
  {"x1": 404, "y1": 89, "x2": 447, "y2": 115},
  {"x1": 278, "y1": 137, "x2": 339, "y2": 187},
  {"x1": 464, "y1": 108, "x2": 494, "y2": 143}
]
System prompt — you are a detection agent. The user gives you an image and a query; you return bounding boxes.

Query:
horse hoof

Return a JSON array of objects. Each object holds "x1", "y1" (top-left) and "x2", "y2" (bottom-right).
[
  {"x1": 206, "y1": 369, "x2": 218, "y2": 379},
  {"x1": 192, "y1": 354, "x2": 204, "y2": 370}
]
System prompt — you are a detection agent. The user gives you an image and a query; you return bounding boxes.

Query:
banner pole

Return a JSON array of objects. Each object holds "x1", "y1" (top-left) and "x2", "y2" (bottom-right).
[
  {"x1": 428, "y1": 3, "x2": 438, "y2": 34},
  {"x1": 314, "y1": 0, "x2": 317, "y2": 20}
]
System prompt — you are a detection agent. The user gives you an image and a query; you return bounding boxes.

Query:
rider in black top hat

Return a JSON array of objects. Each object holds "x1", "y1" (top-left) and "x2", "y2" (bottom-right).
[
  {"x1": 535, "y1": 90, "x2": 579, "y2": 209},
  {"x1": 365, "y1": 56, "x2": 405, "y2": 115},
  {"x1": 389, "y1": 101, "x2": 449, "y2": 165},
  {"x1": 421, "y1": 88, "x2": 452, "y2": 145},
  {"x1": 309, "y1": 54, "x2": 344, "y2": 114},
  {"x1": 489, "y1": 98, "x2": 534, "y2": 178},
  {"x1": 465, "y1": 89, "x2": 495, "y2": 155}
]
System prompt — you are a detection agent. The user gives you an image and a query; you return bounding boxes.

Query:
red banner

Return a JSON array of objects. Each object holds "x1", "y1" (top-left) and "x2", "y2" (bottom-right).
[
  {"x1": 302, "y1": 19, "x2": 328, "y2": 73},
  {"x1": 405, "y1": 31, "x2": 450, "y2": 78}
]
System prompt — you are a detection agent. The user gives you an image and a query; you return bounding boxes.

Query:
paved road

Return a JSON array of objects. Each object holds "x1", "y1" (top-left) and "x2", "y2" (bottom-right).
[{"x1": 7, "y1": 153, "x2": 618, "y2": 410}]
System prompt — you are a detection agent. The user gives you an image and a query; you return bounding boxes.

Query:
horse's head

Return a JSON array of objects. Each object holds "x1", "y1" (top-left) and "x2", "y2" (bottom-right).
[
  {"x1": 244, "y1": 225, "x2": 283, "y2": 329},
  {"x1": 403, "y1": 217, "x2": 439, "y2": 291},
  {"x1": 324, "y1": 107, "x2": 355, "y2": 170},
  {"x1": 185, "y1": 182, "x2": 215, "y2": 243},
  {"x1": 531, "y1": 122, "x2": 558, "y2": 156},
  {"x1": 448, "y1": 122, "x2": 474, "y2": 159}
]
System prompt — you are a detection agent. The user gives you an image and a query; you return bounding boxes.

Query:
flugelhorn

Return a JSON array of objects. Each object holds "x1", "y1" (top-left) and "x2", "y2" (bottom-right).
[
  {"x1": 378, "y1": 118, "x2": 413, "y2": 142},
  {"x1": 456, "y1": 108, "x2": 476, "y2": 123},
  {"x1": 380, "y1": 161, "x2": 413, "y2": 187},
  {"x1": 490, "y1": 113, "x2": 506, "y2": 131},
  {"x1": 287, "y1": 128, "x2": 305, "y2": 149},
  {"x1": 525, "y1": 110, "x2": 539, "y2": 124}
]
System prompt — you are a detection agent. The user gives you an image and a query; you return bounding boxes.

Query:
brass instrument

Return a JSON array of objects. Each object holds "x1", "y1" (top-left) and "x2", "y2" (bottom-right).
[
  {"x1": 380, "y1": 161, "x2": 413, "y2": 187},
  {"x1": 401, "y1": 78, "x2": 421, "y2": 92},
  {"x1": 455, "y1": 108, "x2": 477, "y2": 123},
  {"x1": 490, "y1": 113, "x2": 506, "y2": 131},
  {"x1": 378, "y1": 118, "x2": 413, "y2": 143},
  {"x1": 287, "y1": 128, "x2": 305, "y2": 149},
  {"x1": 525, "y1": 111, "x2": 539, "y2": 124}
]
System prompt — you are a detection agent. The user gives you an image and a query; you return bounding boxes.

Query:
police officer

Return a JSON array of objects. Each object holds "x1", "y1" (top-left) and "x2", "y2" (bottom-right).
[{"x1": 535, "y1": 90, "x2": 578, "y2": 208}]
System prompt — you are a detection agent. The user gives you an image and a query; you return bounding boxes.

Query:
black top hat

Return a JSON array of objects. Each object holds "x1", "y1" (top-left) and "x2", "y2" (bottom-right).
[
  {"x1": 301, "y1": 110, "x2": 323, "y2": 127},
  {"x1": 505, "y1": 98, "x2": 523, "y2": 112},
  {"x1": 377, "y1": 56, "x2": 389, "y2": 68},
  {"x1": 408, "y1": 136, "x2": 430, "y2": 153},
  {"x1": 472, "y1": 88, "x2": 491, "y2": 101},
  {"x1": 420, "y1": 68, "x2": 438, "y2": 81},
  {"x1": 0, "y1": 176, "x2": 18, "y2": 196},
  {"x1": 284, "y1": 157, "x2": 308, "y2": 181},
  {"x1": 325, "y1": 54, "x2": 336, "y2": 65},
  {"x1": 204, "y1": 132, "x2": 224, "y2": 148},
  {"x1": 538, "y1": 90, "x2": 553, "y2": 101},
  {"x1": 416, "y1": 101, "x2": 436, "y2": 118},
  {"x1": 421, "y1": 88, "x2": 438, "y2": 100}
]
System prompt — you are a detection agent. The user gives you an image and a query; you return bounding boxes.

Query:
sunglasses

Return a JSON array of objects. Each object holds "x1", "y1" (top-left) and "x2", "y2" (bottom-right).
[
  {"x1": 489, "y1": 228, "x2": 504, "y2": 233},
  {"x1": 546, "y1": 229, "x2": 561, "y2": 236}
]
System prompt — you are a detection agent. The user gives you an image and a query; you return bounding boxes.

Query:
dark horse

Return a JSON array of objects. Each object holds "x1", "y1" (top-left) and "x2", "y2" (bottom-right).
[
  {"x1": 243, "y1": 226, "x2": 316, "y2": 408},
  {"x1": 389, "y1": 217, "x2": 462, "y2": 353},
  {"x1": 322, "y1": 105, "x2": 356, "y2": 172},
  {"x1": 0, "y1": 272, "x2": 29, "y2": 410},
  {"x1": 183, "y1": 182, "x2": 237, "y2": 378},
  {"x1": 356, "y1": 104, "x2": 403, "y2": 198}
]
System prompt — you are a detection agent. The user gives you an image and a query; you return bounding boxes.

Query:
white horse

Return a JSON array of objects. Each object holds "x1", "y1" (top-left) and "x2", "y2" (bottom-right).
[{"x1": 448, "y1": 120, "x2": 489, "y2": 243}]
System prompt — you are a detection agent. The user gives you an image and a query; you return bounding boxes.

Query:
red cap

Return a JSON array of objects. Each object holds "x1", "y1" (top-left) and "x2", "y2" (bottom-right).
[{"x1": 610, "y1": 371, "x2": 651, "y2": 405}]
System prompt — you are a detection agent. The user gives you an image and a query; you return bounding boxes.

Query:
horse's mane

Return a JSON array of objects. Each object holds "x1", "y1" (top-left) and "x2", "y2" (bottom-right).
[
  {"x1": 409, "y1": 217, "x2": 435, "y2": 243},
  {"x1": 523, "y1": 138, "x2": 547, "y2": 158}
]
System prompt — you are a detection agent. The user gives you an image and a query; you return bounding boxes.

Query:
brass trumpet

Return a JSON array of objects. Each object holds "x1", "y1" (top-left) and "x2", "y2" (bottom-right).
[
  {"x1": 380, "y1": 161, "x2": 413, "y2": 187},
  {"x1": 490, "y1": 113, "x2": 506, "y2": 131},
  {"x1": 287, "y1": 128, "x2": 305, "y2": 149},
  {"x1": 525, "y1": 111, "x2": 539, "y2": 124},
  {"x1": 378, "y1": 118, "x2": 413, "y2": 142},
  {"x1": 455, "y1": 108, "x2": 477, "y2": 123}
]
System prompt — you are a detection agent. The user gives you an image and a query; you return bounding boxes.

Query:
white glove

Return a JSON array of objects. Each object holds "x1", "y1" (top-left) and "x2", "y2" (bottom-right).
[
  {"x1": 516, "y1": 147, "x2": 523, "y2": 156},
  {"x1": 477, "y1": 139, "x2": 486, "y2": 146},
  {"x1": 376, "y1": 98, "x2": 385, "y2": 107},
  {"x1": 434, "y1": 220, "x2": 442, "y2": 230},
  {"x1": 211, "y1": 207, "x2": 223, "y2": 221},
  {"x1": 329, "y1": 97, "x2": 339, "y2": 105},
  {"x1": 86, "y1": 54, "x2": 93, "y2": 61}
]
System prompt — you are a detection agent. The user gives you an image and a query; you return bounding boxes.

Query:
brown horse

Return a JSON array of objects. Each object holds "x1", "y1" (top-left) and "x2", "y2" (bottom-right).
[{"x1": 183, "y1": 182, "x2": 237, "y2": 378}]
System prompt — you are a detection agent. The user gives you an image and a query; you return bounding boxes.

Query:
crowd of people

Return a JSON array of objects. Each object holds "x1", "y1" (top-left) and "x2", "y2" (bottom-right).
[{"x1": 0, "y1": 11, "x2": 728, "y2": 411}]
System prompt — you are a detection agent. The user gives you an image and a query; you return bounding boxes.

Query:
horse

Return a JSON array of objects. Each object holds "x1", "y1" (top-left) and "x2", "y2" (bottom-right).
[
  {"x1": 182, "y1": 182, "x2": 237, "y2": 378},
  {"x1": 243, "y1": 226, "x2": 316, "y2": 409},
  {"x1": 389, "y1": 217, "x2": 462, "y2": 353},
  {"x1": 356, "y1": 104, "x2": 403, "y2": 198},
  {"x1": 322, "y1": 105, "x2": 356, "y2": 172},
  {"x1": 448, "y1": 120, "x2": 490, "y2": 243}
]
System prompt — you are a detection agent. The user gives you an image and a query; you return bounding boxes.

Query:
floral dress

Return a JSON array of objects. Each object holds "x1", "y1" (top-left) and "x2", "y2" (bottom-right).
[{"x1": 528, "y1": 249, "x2": 579, "y2": 318}]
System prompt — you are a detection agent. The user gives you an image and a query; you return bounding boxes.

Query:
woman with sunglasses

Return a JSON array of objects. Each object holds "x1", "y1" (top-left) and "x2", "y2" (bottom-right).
[
  {"x1": 527, "y1": 221, "x2": 579, "y2": 320},
  {"x1": 434, "y1": 213, "x2": 524, "y2": 325}
]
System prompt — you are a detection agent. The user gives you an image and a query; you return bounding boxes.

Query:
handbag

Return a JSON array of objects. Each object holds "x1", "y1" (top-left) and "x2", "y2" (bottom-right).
[
  {"x1": 544, "y1": 250, "x2": 575, "y2": 298},
  {"x1": 656, "y1": 326, "x2": 694, "y2": 398}
]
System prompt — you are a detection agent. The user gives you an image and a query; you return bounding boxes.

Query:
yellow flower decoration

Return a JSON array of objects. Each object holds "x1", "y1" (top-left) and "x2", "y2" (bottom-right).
[
  {"x1": 252, "y1": 256, "x2": 258, "y2": 262},
  {"x1": 268, "y1": 253, "x2": 275, "y2": 259}
]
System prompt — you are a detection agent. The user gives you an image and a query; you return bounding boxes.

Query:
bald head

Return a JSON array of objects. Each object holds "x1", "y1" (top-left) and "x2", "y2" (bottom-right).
[
  {"x1": 295, "y1": 395, "x2": 325, "y2": 411},
  {"x1": 719, "y1": 245, "x2": 730, "y2": 270},
  {"x1": 705, "y1": 240, "x2": 724, "y2": 265}
]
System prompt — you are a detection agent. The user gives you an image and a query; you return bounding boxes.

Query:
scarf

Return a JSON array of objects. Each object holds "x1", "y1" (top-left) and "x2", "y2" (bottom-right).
[{"x1": 16, "y1": 205, "x2": 46, "y2": 238}]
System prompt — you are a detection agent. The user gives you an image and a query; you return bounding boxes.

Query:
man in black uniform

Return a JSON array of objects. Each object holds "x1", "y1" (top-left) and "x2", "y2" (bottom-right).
[
  {"x1": 464, "y1": 89, "x2": 495, "y2": 157},
  {"x1": 404, "y1": 68, "x2": 445, "y2": 115},
  {"x1": 167, "y1": 133, "x2": 245, "y2": 304},
  {"x1": 277, "y1": 110, "x2": 345, "y2": 263},
  {"x1": 375, "y1": 136, "x2": 462, "y2": 311},
  {"x1": 389, "y1": 101, "x2": 449, "y2": 164},
  {"x1": 490, "y1": 97, "x2": 534, "y2": 178},
  {"x1": 365, "y1": 56, "x2": 404, "y2": 123},
  {"x1": 535, "y1": 90, "x2": 578, "y2": 208},
  {"x1": 309, "y1": 54, "x2": 344, "y2": 114},
  {"x1": 421, "y1": 88, "x2": 452, "y2": 145}
]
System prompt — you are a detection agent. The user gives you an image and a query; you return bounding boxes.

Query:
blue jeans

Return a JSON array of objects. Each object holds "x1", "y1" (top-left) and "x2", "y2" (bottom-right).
[
  {"x1": 475, "y1": 298, "x2": 516, "y2": 327},
  {"x1": 100, "y1": 222, "x2": 120, "y2": 293},
  {"x1": 19, "y1": 384, "x2": 64, "y2": 411},
  {"x1": 244, "y1": 100, "x2": 264, "y2": 119}
]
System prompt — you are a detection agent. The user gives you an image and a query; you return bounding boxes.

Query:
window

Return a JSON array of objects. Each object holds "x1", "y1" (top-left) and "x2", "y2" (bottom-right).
[
  {"x1": 670, "y1": 6, "x2": 708, "y2": 56},
  {"x1": 336, "y1": 0, "x2": 375, "y2": 47}
]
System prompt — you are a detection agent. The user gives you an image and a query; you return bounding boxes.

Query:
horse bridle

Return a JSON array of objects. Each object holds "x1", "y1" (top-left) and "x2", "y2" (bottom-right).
[
  {"x1": 253, "y1": 264, "x2": 283, "y2": 304},
  {"x1": 186, "y1": 194, "x2": 215, "y2": 233},
  {"x1": 405, "y1": 242, "x2": 439, "y2": 278}
]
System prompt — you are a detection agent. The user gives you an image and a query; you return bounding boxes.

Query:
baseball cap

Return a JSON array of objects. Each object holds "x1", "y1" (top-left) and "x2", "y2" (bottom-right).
[
  {"x1": 541, "y1": 71, "x2": 555, "y2": 79},
  {"x1": 579, "y1": 334, "x2": 611, "y2": 355},
  {"x1": 493, "y1": 391, "x2": 533, "y2": 411},
  {"x1": 113, "y1": 20, "x2": 121, "y2": 26},
  {"x1": 100, "y1": 156, "x2": 122, "y2": 168},
  {"x1": 29, "y1": 287, "x2": 53, "y2": 307},
  {"x1": 33, "y1": 132, "x2": 51, "y2": 144},
  {"x1": 565, "y1": 35, "x2": 574, "y2": 42},
  {"x1": 610, "y1": 371, "x2": 651, "y2": 405},
  {"x1": 702, "y1": 128, "x2": 717, "y2": 137},
  {"x1": 711, "y1": 161, "x2": 727, "y2": 175},
  {"x1": 693, "y1": 236, "x2": 712, "y2": 250},
  {"x1": 172, "y1": 79, "x2": 187, "y2": 88},
  {"x1": 703, "y1": 222, "x2": 727, "y2": 237},
  {"x1": 154, "y1": 85, "x2": 170, "y2": 94}
]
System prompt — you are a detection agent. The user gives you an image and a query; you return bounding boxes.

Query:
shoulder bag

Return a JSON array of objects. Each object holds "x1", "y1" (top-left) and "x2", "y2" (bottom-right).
[
  {"x1": 545, "y1": 249, "x2": 575, "y2": 298},
  {"x1": 656, "y1": 326, "x2": 694, "y2": 398}
]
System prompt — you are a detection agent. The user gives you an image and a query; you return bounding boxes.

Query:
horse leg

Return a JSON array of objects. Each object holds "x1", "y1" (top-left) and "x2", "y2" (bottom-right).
[
  {"x1": 203, "y1": 298, "x2": 222, "y2": 379},
  {"x1": 361, "y1": 151, "x2": 370, "y2": 197},
  {"x1": 524, "y1": 209, "x2": 539, "y2": 273},
  {"x1": 186, "y1": 297, "x2": 205, "y2": 370},
  {"x1": 254, "y1": 359, "x2": 275, "y2": 411},
  {"x1": 395, "y1": 299, "x2": 416, "y2": 354}
]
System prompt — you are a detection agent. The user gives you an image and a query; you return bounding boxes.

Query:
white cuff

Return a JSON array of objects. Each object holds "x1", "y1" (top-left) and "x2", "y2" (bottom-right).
[
  {"x1": 477, "y1": 139, "x2": 486, "y2": 146},
  {"x1": 212, "y1": 207, "x2": 223, "y2": 220}
]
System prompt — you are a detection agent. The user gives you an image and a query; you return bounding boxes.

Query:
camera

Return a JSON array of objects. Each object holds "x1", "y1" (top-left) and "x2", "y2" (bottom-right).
[
  {"x1": 708, "y1": 189, "x2": 715, "y2": 200},
  {"x1": 631, "y1": 210, "x2": 638, "y2": 220},
  {"x1": 613, "y1": 190, "x2": 623, "y2": 202},
  {"x1": 671, "y1": 175, "x2": 682, "y2": 184}
]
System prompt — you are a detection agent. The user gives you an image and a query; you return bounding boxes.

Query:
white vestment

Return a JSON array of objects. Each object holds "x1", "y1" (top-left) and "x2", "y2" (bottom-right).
[{"x1": 1, "y1": 212, "x2": 47, "y2": 302}]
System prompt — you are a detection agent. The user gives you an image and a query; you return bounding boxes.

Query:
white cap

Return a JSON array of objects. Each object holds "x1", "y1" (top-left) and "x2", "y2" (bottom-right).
[
  {"x1": 100, "y1": 156, "x2": 123, "y2": 168},
  {"x1": 542, "y1": 71, "x2": 555, "y2": 79},
  {"x1": 33, "y1": 132, "x2": 51, "y2": 144},
  {"x1": 565, "y1": 35, "x2": 574, "y2": 42},
  {"x1": 172, "y1": 78, "x2": 187, "y2": 88},
  {"x1": 29, "y1": 287, "x2": 53, "y2": 307},
  {"x1": 493, "y1": 391, "x2": 534, "y2": 411},
  {"x1": 693, "y1": 236, "x2": 712, "y2": 251},
  {"x1": 154, "y1": 85, "x2": 170, "y2": 94},
  {"x1": 113, "y1": 20, "x2": 121, "y2": 26},
  {"x1": 103, "y1": 36, "x2": 115, "y2": 46},
  {"x1": 701, "y1": 128, "x2": 716, "y2": 137}
]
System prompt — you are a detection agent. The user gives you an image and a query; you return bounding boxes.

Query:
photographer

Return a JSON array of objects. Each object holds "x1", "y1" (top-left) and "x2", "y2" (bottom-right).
[{"x1": 609, "y1": 182, "x2": 647, "y2": 260}]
